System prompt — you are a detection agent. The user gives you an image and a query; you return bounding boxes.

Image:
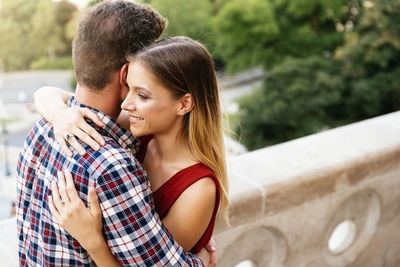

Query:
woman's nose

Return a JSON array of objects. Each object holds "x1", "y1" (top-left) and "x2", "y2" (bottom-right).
[{"x1": 121, "y1": 92, "x2": 136, "y2": 111}]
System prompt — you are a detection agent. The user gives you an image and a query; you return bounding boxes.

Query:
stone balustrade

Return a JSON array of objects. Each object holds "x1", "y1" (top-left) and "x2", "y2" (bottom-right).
[
  {"x1": 214, "y1": 111, "x2": 400, "y2": 266},
  {"x1": 1, "y1": 111, "x2": 400, "y2": 266}
]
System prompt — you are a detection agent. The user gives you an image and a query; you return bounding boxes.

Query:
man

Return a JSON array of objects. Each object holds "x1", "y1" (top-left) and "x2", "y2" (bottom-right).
[{"x1": 16, "y1": 1, "x2": 211, "y2": 266}]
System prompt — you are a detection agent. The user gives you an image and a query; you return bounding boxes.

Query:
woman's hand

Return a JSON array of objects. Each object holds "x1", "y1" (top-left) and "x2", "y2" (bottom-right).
[
  {"x1": 48, "y1": 170, "x2": 104, "y2": 252},
  {"x1": 53, "y1": 107, "x2": 105, "y2": 157}
]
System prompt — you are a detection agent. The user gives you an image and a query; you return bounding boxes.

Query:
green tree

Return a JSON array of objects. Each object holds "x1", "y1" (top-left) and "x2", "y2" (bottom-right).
[
  {"x1": 237, "y1": 56, "x2": 345, "y2": 149},
  {"x1": 236, "y1": 0, "x2": 400, "y2": 150},
  {"x1": 214, "y1": 0, "x2": 279, "y2": 73},
  {"x1": 0, "y1": 0, "x2": 62, "y2": 71},
  {"x1": 147, "y1": 0, "x2": 217, "y2": 57},
  {"x1": 55, "y1": 0, "x2": 78, "y2": 55},
  {"x1": 335, "y1": 0, "x2": 400, "y2": 120},
  {"x1": 214, "y1": 0, "x2": 357, "y2": 73}
]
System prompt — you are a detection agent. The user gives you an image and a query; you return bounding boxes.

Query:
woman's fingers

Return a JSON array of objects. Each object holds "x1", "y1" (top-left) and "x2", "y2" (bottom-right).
[
  {"x1": 57, "y1": 171, "x2": 70, "y2": 202},
  {"x1": 56, "y1": 136, "x2": 73, "y2": 158},
  {"x1": 52, "y1": 106, "x2": 105, "y2": 157},
  {"x1": 80, "y1": 121, "x2": 105, "y2": 147},
  {"x1": 88, "y1": 187, "x2": 101, "y2": 216},
  {"x1": 64, "y1": 170, "x2": 81, "y2": 203},
  {"x1": 72, "y1": 128, "x2": 101, "y2": 152},
  {"x1": 81, "y1": 108, "x2": 105, "y2": 128},
  {"x1": 66, "y1": 135, "x2": 86, "y2": 156},
  {"x1": 51, "y1": 180, "x2": 63, "y2": 212},
  {"x1": 48, "y1": 196, "x2": 61, "y2": 222}
]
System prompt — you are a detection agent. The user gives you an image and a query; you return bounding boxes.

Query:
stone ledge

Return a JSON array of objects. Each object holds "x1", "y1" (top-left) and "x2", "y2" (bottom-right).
[
  {"x1": 215, "y1": 111, "x2": 400, "y2": 231},
  {"x1": 215, "y1": 111, "x2": 400, "y2": 266}
]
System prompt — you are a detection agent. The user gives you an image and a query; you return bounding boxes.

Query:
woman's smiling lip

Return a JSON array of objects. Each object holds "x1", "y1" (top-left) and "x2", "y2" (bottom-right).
[{"x1": 128, "y1": 115, "x2": 144, "y2": 124}]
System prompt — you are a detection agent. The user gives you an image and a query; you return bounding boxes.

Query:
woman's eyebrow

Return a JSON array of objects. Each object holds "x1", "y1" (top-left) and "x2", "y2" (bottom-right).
[{"x1": 134, "y1": 86, "x2": 152, "y2": 95}]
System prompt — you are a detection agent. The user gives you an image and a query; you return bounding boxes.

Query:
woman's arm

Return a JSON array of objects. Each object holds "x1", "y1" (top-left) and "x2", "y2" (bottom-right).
[
  {"x1": 162, "y1": 177, "x2": 216, "y2": 251},
  {"x1": 33, "y1": 86, "x2": 105, "y2": 156},
  {"x1": 33, "y1": 86, "x2": 73, "y2": 123}
]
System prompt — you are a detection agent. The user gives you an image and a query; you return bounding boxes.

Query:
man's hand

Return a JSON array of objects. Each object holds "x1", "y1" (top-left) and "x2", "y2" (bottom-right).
[
  {"x1": 205, "y1": 237, "x2": 217, "y2": 267},
  {"x1": 195, "y1": 248, "x2": 211, "y2": 267},
  {"x1": 195, "y1": 237, "x2": 218, "y2": 267}
]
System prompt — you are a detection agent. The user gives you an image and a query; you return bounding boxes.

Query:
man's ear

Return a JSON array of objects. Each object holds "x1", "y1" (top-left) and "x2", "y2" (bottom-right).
[
  {"x1": 177, "y1": 93, "x2": 194, "y2": 116},
  {"x1": 119, "y1": 63, "x2": 129, "y2": 87}
]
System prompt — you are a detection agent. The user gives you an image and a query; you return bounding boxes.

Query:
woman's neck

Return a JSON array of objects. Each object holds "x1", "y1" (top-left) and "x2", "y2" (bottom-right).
[{"x1": 151, "y1": 131, "x2": 196, "y2": 166}]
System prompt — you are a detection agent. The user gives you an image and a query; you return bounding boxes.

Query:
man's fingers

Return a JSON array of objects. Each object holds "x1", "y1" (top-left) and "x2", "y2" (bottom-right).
[
  {"x1": 205, "y1": 237, "x2": 217, "y2": 267},
  {"x1": 81, "y1": 108, "x2": 104, "y2": 128},
  {"x1": 195, "y1": 247, "x2": 211, "y2": 267},
  {"x1": 209, "y1": 247, "x2": 217, "y2": 267},
  {"x1": 64, "y1": 170, "x2": 80, "y2": 202},
  {"x1": 205, "y1": 238, "x2": 217, "y2": 252}
]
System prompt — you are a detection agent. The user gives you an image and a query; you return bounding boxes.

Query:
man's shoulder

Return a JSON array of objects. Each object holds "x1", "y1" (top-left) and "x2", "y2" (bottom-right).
[
  {"x1": 83, "y1": 138, "x2": 140, "y2": 175},
  {"x1": 20, "y1": 118, "x2": 54, "y2": 154}
]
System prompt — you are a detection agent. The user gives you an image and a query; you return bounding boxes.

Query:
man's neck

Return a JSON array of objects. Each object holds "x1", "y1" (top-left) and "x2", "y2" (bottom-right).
[{"x1": 74, "y1": 81, "x2": 122, "y2": 121}]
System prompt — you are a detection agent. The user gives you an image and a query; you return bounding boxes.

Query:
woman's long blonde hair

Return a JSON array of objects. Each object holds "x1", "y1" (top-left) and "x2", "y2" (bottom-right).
[{"x1": 130, "y1": 37, "x2": 229, "y2": 221}]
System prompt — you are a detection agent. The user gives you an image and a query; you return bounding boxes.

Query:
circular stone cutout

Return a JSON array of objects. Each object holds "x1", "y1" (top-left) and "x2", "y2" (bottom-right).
[{"x1": 328, "y1": 219, "x2": 357, "y2": 254}]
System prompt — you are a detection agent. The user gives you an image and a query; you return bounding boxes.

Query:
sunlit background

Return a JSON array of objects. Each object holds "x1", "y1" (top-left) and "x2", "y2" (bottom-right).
[{"x1": 0, "y1": 0, "x2": 399, "y2": 220}]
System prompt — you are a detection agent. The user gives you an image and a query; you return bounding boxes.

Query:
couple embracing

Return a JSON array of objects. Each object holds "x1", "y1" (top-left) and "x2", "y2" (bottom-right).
[{"x1": 16, "y1": 1, "x2": 228, "y2": 266}]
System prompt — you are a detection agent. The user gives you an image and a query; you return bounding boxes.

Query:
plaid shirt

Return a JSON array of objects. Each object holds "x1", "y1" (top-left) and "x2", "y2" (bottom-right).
[{"x1": 16, "y1": 97, "x2": 204, "y2": 266}]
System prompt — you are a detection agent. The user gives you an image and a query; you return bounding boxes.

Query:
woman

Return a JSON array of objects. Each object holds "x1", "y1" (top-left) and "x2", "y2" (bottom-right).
[{"x1": 35, "y1": 37, "x2": 229, "y2": 266}]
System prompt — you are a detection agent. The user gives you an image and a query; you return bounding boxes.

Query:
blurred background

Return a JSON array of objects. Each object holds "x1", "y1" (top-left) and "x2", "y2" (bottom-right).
[{"x1": 0, "y1": 0, "x2": 399, "y2": 220}]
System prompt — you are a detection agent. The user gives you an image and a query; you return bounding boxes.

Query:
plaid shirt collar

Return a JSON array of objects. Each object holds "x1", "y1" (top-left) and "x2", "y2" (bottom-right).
[{"x1": 67, "y1": 96, "x2": 138, "y2": 152}]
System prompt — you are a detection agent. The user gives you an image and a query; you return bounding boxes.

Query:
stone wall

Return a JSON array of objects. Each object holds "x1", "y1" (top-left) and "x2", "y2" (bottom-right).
[
  {"x1": 2, "y1": 111, "x2": 400, "y2": 266},
  {"x1": 214, "y1": 111, "x2": 400, "y2": 266}
]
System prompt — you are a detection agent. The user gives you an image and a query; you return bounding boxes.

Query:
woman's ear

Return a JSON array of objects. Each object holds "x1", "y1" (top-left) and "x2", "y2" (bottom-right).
[
  {"x1": 119, "y1": 63, "x2": 129, "y2": 87},
  {"x1": 177, "y1": 93, "x2": 194, "y2": 116}
]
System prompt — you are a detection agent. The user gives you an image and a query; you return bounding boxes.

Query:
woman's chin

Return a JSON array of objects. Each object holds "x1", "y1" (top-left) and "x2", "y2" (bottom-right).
[{"x1": 129, "y1": 127, "x2": 148, "y2": 137}]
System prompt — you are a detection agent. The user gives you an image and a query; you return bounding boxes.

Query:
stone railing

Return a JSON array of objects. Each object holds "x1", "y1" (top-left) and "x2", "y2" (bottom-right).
[
  {"x1": 2, "y1": 111, "x2": 400, "y2": 266},
  {"x1": 214, "y1": 111, "x2": 400, "y2": 266}
]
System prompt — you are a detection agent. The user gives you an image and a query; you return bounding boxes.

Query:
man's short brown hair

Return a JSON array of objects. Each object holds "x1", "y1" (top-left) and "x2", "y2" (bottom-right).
[{"x1": 72, "y1": 0, "x2": 167, "y2": 90}]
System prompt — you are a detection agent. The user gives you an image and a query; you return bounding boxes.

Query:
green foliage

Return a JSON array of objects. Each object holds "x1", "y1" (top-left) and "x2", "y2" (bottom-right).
[
  {"x1": 55, "y1": 0, "x2": 78, "y2": 56},
  {"x1": 237, "y1": 0, "x2": 400, "y2": 150},
  {"x1": 214, "y1": 0, "x2": 356, "y2": 73},
  {"x1": 0, "y1": 0, "x2": 73, "y2": 71},
  {"x1": 237, "y1": 56, "x2": 345, "y2": 149},
  {"x1": 214, "y1": 0, "x2": 279, "y2": 72},
  {"x1": 146, "y1": 0, "x2": 218, "y2": 60},
  {"x1": 334, "y1": 0, "x2": 400, "y2": 120},
  {"x1": 87, "y1": 0, "x2": 104, "y2": 7}
]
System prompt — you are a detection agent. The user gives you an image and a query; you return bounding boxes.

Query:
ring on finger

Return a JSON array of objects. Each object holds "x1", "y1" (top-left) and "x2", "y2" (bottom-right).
[
  {"x1": 60, "y1": 199, "x2": 68, "y2": 204},
  {"x1": 65, "y1": 133, "x2": 72, "y2": 141}
]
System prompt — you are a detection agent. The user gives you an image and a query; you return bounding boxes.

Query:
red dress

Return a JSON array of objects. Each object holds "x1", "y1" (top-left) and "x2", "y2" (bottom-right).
[{"x1": 138, "y1": 135, "x2": 220, "y2": 253}]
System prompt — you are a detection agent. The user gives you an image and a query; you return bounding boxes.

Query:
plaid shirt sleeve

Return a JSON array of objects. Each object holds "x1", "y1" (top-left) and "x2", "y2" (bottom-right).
[{"x1": 91, "y1": 146, "x2": 204, "y2": 266}]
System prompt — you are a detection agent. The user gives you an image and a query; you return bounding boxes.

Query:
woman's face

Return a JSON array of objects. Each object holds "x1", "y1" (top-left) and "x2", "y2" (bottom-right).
[{"x1": 121, "y1": 61, "x2": 182, "y2": 137}]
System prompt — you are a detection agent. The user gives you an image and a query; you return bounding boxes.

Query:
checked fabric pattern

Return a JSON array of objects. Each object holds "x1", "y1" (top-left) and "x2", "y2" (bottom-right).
[{"x1": 16, "y1": 97, "x2": 204, "y2": 266}]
